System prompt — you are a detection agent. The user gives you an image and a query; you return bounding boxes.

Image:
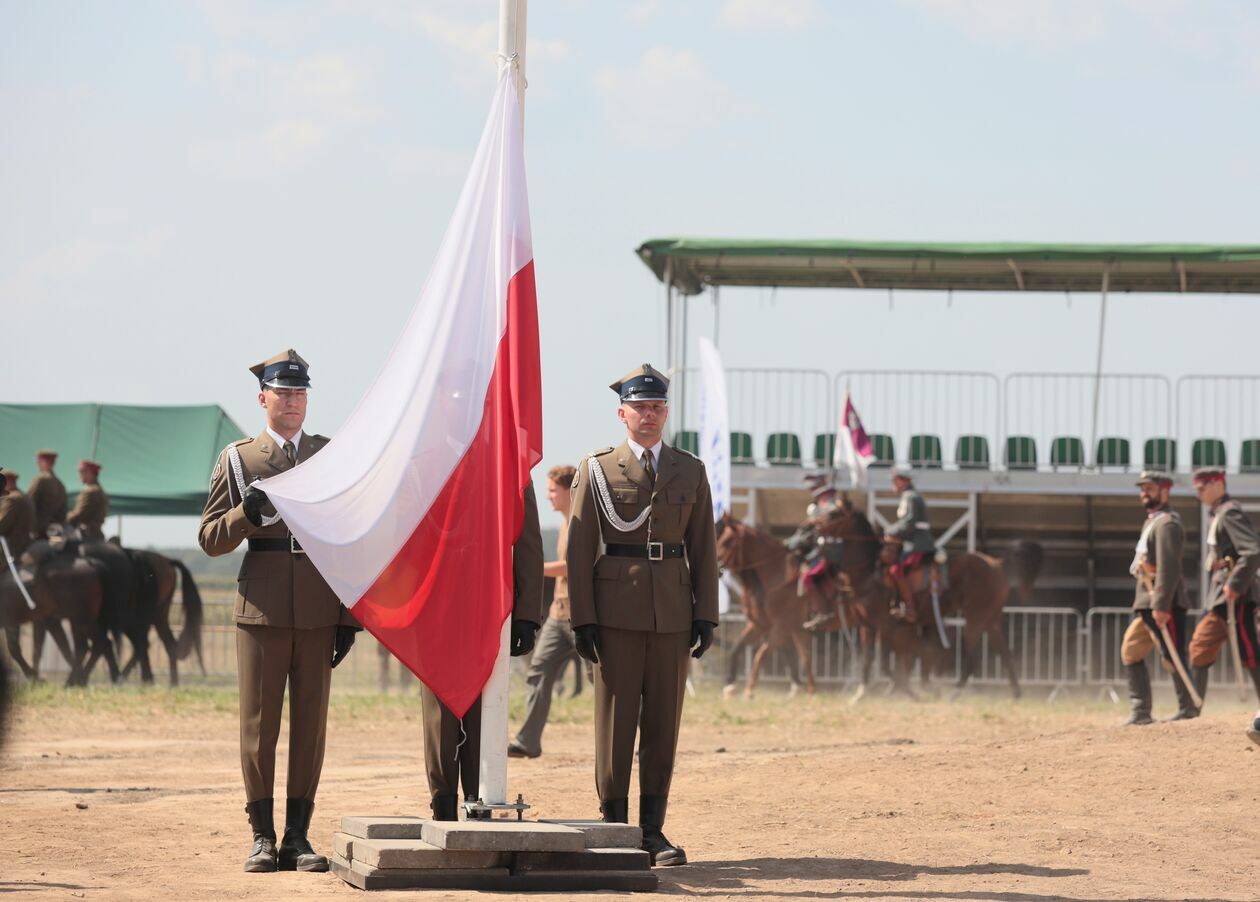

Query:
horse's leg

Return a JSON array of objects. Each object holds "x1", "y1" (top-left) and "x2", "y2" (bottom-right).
[
  {"x1": 30, "y1": 621, "x2": 48, "y2": 680},
  {"x1": 5, "y1": 626, "x2": 39, "y2": 680},
  {"x1": 746, "y1": 641, "x2": 774, "y2": 699},
  {"x1": 44, "y1": 620, "x2": 76, "y2": 679},
  {"x1": 723, "y1": 622, "x2": 758, "y2": 699},
  {"x1": 154, "y1": 617, "x2": 179, "y2": 687},
  {"x1": 849, "y1": 625, "x2": 876, "y2": 705},
  {"x1": 989, "y1": 622, "x2": 1021, "y2": 700},
  {"x1": 137, "y1": 637, "x2": 155, "y2": 684},
  {"x1": 67, "y1": 620, "x2": 91, "y2": 687},
  {"x1": 791, "y1": 628, "x2": 816, "y2": 694}
]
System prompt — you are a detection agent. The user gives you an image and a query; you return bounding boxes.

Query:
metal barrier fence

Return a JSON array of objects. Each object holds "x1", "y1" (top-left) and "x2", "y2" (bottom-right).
[{"x1": 1176, "y1": 376, "x2": 1260, "y2": 474}]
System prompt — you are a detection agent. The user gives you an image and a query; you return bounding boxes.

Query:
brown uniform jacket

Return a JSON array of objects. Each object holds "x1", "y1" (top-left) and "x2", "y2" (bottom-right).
[
  {"x1": 67, "y1": 483, "x2": 108, "y2": 540},
  {"x1": 0, "y1": 488, "x2": 35, "y2": 558},
  {"x1": 513, "y1": 483, "x2": 545, "y2": 625},
  {"x1": 1205, "y1": 496, "x2": 1260, "y2": 608},
  {"x1": 567, "y1": 441, "x2": 719, "y2": 633},
  {"x1": 27, "y1": 472, "x2": 67, "y2": 537},
  {"x1": 1132, "y1": 505, "x2": 1187, "y2": 613},
  {"x1": 198, "y1": 430, "x2": 357, "y2": 630}
]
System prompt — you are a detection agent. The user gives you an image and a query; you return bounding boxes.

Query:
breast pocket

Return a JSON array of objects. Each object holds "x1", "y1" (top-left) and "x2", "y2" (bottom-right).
[
  {"x1": 611, "y1": 486, "x2": 641, "y2": 522},
  {"x1": 667, "y1": 487, "x2": 695, "y2": 528}
]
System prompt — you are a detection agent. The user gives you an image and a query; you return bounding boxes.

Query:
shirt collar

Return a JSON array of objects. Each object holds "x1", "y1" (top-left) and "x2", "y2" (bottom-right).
[
  {"x1": 627, "y1": 437, "x2": 662, "y2": 467},
  {"x1": 266, "y1": 426, "x2": 304, "y2": 456}
]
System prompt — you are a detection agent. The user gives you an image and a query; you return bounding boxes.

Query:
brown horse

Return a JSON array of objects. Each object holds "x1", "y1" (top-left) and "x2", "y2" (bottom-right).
[
  {"x1": 715, "y1": 513, "x2": 816, "y2": 698},
  {"x1": 116, "y1": 549, "x2": 205, "y2": 686}
]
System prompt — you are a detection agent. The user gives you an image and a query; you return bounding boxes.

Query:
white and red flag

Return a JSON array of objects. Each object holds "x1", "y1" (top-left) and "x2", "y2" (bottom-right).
[
  {"x1": 258, "y1": 66, "x2": 541, "y2": 718},
  {"x1": 833, "y1": 389, "x2": 874, "y2": 486}
]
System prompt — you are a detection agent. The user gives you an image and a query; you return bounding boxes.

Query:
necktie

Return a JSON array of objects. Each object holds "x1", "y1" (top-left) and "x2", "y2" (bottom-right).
[
  {"x1": 283, "y1": 441, "x2": 297, "y2": 467},
  {"x1": 642, "y1": 450, "x2": 656, "y2": 485}
]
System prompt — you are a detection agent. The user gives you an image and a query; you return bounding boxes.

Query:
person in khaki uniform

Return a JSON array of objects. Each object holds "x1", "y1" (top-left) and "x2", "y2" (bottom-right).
[
  {"x1": 66, "y1": 459, "x2": 108, "y2": 542},
  {"x1": 567, "y1": 364, "x2": 719, "y2": 867},
  {"x1": 420, "y1": 483, "x2": 543, "y2": 820},
  {"x1": 1187, "y1": 467, "x2": 1260, "y2": 706},
  {"x1": 27, "y1": 449, "x2": 66, "y2": 538},
  {"x1": 1120, "y1": 470, "x2": 1196, "y2": 724},
  {"x1": 509, "y1": 463, "x2": 580, "y2": 760},
  {"x1": 199, "y1": 349, "x2": 360, "y2": 874},
  {"x1": 0, "y1": 467, "x2": 34, "y2": 560}
]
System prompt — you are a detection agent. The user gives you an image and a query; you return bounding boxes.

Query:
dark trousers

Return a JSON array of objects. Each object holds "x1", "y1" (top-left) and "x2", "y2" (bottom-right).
[
  {"x1": 512, "y1": 617, "x2": 577, "y2": 756},
  {"x1": 235, "y1": 624, "x2": 334, "y2": 803},
  {"x1": 420, "y1": 685, "x2": 482, "y2": 801}
]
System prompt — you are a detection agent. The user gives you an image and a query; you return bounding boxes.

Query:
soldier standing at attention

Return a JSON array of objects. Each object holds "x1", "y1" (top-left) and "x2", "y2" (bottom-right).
[
  {"x1": 199, "y1": 349, "x2": 360, "y2": 874},
  {"x1": 884, "y1": 467, "x2": 936, "y2": 623},
  {"x1": 1187, "y1": 467, "x2": 1260, "y2": 706},
  {"x1": 67, "y1": 460, "x2": 108, "y2": 542},
  {"x1": 567, "y1": 364, "x2": 719, "y2": 867},
  {"x1": 1120, "y1": 470, "x2": 1196, "y2": 724},
  {"x1": 27, "y1": 449, "x2": 66, "y2": 539},
  {"x1": 0, "y1": 468, "x2": 34, "y2": 560},
  {"x1": 420, "y1": 483, "x2": 543, "y2": 819}
]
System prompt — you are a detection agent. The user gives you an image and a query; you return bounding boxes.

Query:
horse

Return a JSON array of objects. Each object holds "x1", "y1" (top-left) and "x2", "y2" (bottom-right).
[
  {"x1": 115, "y1": 549, "x2": 205, "y2": 686},
  {"x1": 714, "y1": 513, "x2": 816, "y2": 699}
]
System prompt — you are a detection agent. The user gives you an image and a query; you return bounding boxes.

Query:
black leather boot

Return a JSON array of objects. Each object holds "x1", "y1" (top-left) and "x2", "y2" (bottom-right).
[
  {"x1": 1194, "y1": 665, "x2": 1210, "y2": 706},
  {"x1": 600, "y1": 798, "x2": 628, "y2": 824},
  {"x1": 278, "y1": 798, "x2": 329, "y2": 872},
  {"x1": 431, "y1": 794, "x2": 459, "y2": 822},
  {"x1": 1122, "y1": 663, "x2": 1153, "y2": 726},
  {"x1": 1248, "y1": 666, "x2": 1260, "y2": 705},
  {"x1": 244, "y1": 798, "x2": 278, "y2": 873},
  {"x1": 639, "y1": 795, "x2": 687, "y2": 867},
  {"x1": 1165, "y1": 670, "x2": 1201, "y2": 721}
]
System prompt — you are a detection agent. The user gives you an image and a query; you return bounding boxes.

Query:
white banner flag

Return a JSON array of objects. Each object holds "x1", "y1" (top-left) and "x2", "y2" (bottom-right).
[{"x1": 697, "y1": 337, "x2": 732, "y2": 613}]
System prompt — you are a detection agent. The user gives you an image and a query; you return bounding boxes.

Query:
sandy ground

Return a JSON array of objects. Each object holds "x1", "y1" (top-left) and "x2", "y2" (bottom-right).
[{"x1": 1, "y1": 680, "x2": 1258, "y2": 902}]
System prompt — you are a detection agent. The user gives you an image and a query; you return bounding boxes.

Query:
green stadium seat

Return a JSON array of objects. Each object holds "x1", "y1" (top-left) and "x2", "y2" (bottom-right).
[
  {"x1": 1004, "y1": 436, "x2": 1037, "y2": 470},
  {"x1": 1144, "y1": 438, "x2": 1177, "y2": 471},
  {"x1": 1191, "y1": 438, "x2": 1226, "y2": 469},
  {"x1": 731, "y1": 431, "x2": 754, "y2": 464},
  {"x1": 1241, "y1": 440, "x2": 1260, "y2": 474},
  {"x1": 869, "y1": 433, "x2": 895, "y2": 468},
  {"x1": 766, "y1": 432, "x2": 802, "y2": 466},
  {"x1": 813, "y1": 433, "x2": 836, "y2": 467},
  {"x1": 673, "y1": 430, "x2": 699, "y2": 456},
  {"x1": 955, "y1": 435, "x2": 990, "y2": 470},
  {"x1": 909, "y1": 434, "x2": 943, "y2": 469},
  {"x1": 1050, "y1": 436, "x2": 1085, "y2": 470},
  {"x1": 1096, "y1": 436, "x2": 1131, "y2": 470}
]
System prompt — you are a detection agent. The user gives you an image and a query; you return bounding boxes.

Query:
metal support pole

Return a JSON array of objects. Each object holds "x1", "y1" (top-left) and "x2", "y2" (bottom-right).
[
  {"x1": 712, "y1": 284, "x2": 721, "y2": 350},
  {"x1": 1088, "y1": 269, "x2": 1110, "y2": 463},
  {"x1": 678, "y1": 290, "x2": 688, "y2": 432},
  {"x1": 966, "y1": 493, "x2": 977, "y2": 553},
  {"x1": 664, "y1": 258, "x2": 674, "y2": 374}
]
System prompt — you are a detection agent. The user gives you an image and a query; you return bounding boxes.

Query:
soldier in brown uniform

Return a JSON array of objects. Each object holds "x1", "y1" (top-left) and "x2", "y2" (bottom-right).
[
  {"x1": 199, "y1": 349, "x2": 360, "y2": 874},
  {"x1": 0, "y1": 468, "x2": 34, "y2": 560},
  {"x1": 420, "y1": 484, "x2": 543, "y2": 820},
  {"x1": 66, "y1": 460, "x2": 108, "y2": 542},
  {"x1": 567, "y1": 364, "x2": 719, "y2": 867},
  {"x1": 1187, "y1": 467, "x2": 1260, "y2": 705},
  {"x1": 1120, "y1": 470, "x2": 1196, "y2": 724},
  {"x1": 26, "y1": 449, "x2": 66, "y2": 538}
]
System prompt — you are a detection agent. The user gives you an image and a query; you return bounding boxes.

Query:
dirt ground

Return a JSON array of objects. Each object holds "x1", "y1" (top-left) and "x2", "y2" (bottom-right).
[{"x1": 2, "y1": 680, "x2": 1258, "y2": 902}]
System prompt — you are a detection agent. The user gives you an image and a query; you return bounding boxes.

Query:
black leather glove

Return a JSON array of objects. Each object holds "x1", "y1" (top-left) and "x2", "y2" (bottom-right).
[
  {"x1": 573, "y1": 624, "x2": 601, "y2": 665},
  {"x1": 690, "y1": 620, "x2": 716, "y2": 659},
  {"x1": 510, "y1": 620, "x2": 540, "y2": 657},
  {"x1": 241, "y1": 485, "x2": 268, "y2": 527},
  {"x1": 331, "y1": 625, "x2": 357, "y2": 668}
]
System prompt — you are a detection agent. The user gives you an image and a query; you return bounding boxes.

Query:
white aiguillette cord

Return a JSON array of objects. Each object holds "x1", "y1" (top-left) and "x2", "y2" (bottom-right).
[
  {"x1": 228, "y1": 445, "x2": 283, "y2": 528},
  {"x1": 588, "y1": 457, "x2": 650, "y2": 533}
]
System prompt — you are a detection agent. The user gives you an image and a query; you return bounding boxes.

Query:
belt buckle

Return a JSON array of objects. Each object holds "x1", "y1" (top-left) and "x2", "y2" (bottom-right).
[
  {"x1": 647, "y1": 541, "x2": 664, "y2": 561},
  {"x1": 290, "y1": 535, "x2": 305, "y2": 555}
]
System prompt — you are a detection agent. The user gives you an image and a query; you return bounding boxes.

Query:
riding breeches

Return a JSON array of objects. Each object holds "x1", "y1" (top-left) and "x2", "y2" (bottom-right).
[
  {"x1": 1120, "y1": 609, "x2": 1188, "y2": 669},
  {"x1": 1189, "y1": 600, "x2": 1260, "y2": 669}
]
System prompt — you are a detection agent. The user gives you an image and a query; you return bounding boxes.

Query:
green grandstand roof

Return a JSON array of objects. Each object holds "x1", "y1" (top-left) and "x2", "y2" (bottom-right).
[{"x1": 636, "y1": 239, "x2": 1260, "y2": 297}]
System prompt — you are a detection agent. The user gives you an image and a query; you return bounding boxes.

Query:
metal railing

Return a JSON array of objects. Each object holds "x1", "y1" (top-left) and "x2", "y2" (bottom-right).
[{"x1": 1176, "y1": 376, "x2": 1260, "y2": 474}]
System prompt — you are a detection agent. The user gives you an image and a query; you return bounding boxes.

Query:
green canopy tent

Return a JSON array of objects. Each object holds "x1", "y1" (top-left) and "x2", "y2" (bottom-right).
[{"x1": 0, "y1": 403, "x2": 246, "y2": 516}]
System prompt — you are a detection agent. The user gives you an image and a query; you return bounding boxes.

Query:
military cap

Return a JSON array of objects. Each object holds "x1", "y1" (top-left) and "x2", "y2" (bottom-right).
[
  {"x1": 611, "y1": 363, "x2": 668, "y2": 402},
  {"x1": 36, "y1": 448, "x2": 57, "y2": 460},
  {"x1": 1192, "y1": 466, "x2": 1226, "y2": 484},
  {"x1": 890, "y1": 467, "x2": 913, "y2": 481},
  {"x1": 250, "y1": 349, "x2": 311, "y2": 390},
  {"x1": 811, "y1": 484, "x2": 837, "y2": 502},
  {"x1": 0, "y1": 467, "x2": 18, "y2": 480},
  {"x1": 1135, "y1": 469, "x2": 1173, "y2": 487},
  {"x1": 78, "y1": 459, "x2": 102, "y2": 474}
]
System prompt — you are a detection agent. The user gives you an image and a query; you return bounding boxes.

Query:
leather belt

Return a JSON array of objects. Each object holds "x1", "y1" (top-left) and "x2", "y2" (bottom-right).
[
  {"x1": 248, "y1": 536, "x2": 305, "y2": 554},
  {"x1": 605, "y1": 542, "x2": 684, "y2": 561}
]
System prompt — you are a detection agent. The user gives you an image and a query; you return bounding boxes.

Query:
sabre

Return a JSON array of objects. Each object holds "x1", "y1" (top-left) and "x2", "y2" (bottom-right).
[
  {"x1": 930, "y1": 575, "x2": 950, "y2": 650},
  {"x1": 1139, "y1": 571, "x2": 1202, "y2": 709},
  {"x1": 1225, "y1": 593, "x2": 1248, "y2": 701},
  {"x1": 1, "y1": 535, "x2": 37, "y2": 611}
]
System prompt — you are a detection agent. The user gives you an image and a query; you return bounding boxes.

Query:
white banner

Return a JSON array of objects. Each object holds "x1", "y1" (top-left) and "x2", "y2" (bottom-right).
[{"x1": 697, "y1": 337, "x2": 732, "y2": 613}]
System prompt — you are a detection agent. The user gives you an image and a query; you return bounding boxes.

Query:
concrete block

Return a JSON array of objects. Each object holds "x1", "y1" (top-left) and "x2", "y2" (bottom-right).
[
  {"x1": 352, "y1": 837, "x2": 506, "y2": 870},
  {"x1": 511, "y1": 870, "x2": 659, "y2": 892},
  {"x1": 422, "y1": 819, "x2": 585, "y2": 852},
  {"x1": 332, "y1": 832, "x2": 353, "y2": 862},
  {"x1": 512, "y1": 847, "x2": 652, "y2": 872},
  {"x1": 339, "y1": 815, "x2": 426, "y2": 840},
  {"x1": 540, "y1": 818, "x2": 644, "y2": 848},
  {"x1": 331, "y1": 854, "x2": 514, "y2": 891}
]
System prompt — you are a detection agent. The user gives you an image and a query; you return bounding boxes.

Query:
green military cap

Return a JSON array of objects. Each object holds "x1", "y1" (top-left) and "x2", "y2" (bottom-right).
[
  {"x1": 1135, "y1": 469, "x2": 1173, "y2": 487},
  {"x1": 611, "y1": 363, "x2": 669, "y2": 401},
  {"x1": 250, "y1": 349, "x2": 312, "y2": 389}
]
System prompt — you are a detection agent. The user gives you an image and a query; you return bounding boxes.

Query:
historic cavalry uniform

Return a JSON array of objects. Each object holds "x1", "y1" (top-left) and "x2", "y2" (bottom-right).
[
  {"x1": 1121, "y1": 470, "x2": 1195, "y2": 724},
  {"x1": 67, "y1": 461, "x2": 108, "y2": 542},
  {"x1": 885, "y1": 470, "x2": 936, "y2": 621},
  {"x1": 567, "y1": 364, "x2": 719, "y2": 867},
  {"x1": 199, "y1": 349, "x2": 358, "y2": 874},
  {"x1": 1188, "y1": 467, "x2": 1260, "y2": 705},
  {"x1": 0, "y1": 468, "x2": 35, "y2": 560},
  {"x1": 27, "y1": 450, "x2": 67, "y2": 539},
  {"x1": 420, "y1": 483, "x2": 543, "y2": 820}
]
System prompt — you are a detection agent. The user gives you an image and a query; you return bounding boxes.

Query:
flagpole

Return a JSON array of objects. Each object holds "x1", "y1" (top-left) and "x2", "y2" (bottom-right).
[{"x1": 477, "y1": 0, "x2": 527, "y2": 815}]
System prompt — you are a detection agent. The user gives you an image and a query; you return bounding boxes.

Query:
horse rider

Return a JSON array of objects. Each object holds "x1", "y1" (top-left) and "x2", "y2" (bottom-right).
[
  {"x1": 798, "y1": 484, "x2": 846, "y2": 631},
  {"x1": 0, "y1": 467, "x2": 34, "y2": 561},
  {"x1": 1120, "y1": 470, "x2": 1196, "y2": 724},
  {"x1": 884, "y1": 468, "x2": 936, "y2": 624},
  {"x1": 66, "y1": 459, "x2": 108, "y2": 542},
  {"x1": 567, "y1": 363, "x2": 719, "y2": 866},
  {"x1": 27, "y1": 449, "x2": 66, "y2": 539},
  {"x1": 1187, "y1": 466, "x2": 1260, "y2": 708}
]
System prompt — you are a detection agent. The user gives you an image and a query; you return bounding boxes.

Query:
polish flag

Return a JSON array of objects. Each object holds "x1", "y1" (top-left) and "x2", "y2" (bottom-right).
[
  {"x1": 834, "y1": 389, "x2": 874, "y2": 486},
  {"x1": 258, "y1": 66, "x2": 541, "y2": 718}
]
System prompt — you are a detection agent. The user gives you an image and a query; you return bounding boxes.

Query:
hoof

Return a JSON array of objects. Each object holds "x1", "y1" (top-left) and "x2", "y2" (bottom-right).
[
  {"x1": 787, "y1": 682, "x2": 801, "y2": 698},
  {"x1": 847, "y1": 684, "x2": 866, "y2": 707},
  {"x1": 721, "y1": 683, "x2": 737, "y2": 701}
]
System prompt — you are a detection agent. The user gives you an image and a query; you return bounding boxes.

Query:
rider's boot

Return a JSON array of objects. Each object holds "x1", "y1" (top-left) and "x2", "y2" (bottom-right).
[{"x1": 889, "y1": 570, "x2": 917, "y2": 624}]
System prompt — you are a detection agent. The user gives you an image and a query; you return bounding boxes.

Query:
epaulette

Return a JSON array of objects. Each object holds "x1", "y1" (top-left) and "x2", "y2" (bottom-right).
[
  {"x1": 311, "y1": 433, "x2": 331, "y2": 444},
  {"x1": 672, "y1": 446, "x2": 700, "y2": 461},
  {"x1": 590, "y1": 446, "x2": 615, "y2": 457},
  {"x1": 211, "y1": 437, "x2": 252, "y2": 481},
  {"x1": 228, "y1": 436, "x2": 254, "y2": 448}
]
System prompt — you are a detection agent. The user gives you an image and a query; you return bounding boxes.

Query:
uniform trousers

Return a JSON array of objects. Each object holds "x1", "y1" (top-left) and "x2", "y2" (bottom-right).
[
  {"x1": 594, "y1": 627, "x2": 690, "y2": 802},
  {"x1": 420, "y1": 685, "x2": 482, "y2": 801},
  {"x1": 1120, "y1": 608, "x2": 1188, "y2": 668},
  {"x1": 512, "y1": 617, "x2": 577, "y2": 756},
  {"x1": 235, "y1": 624, "x2": 334, "y2": 803},
  {"x1": 1190, "y1": 600, "x2": 1260, "y2": 669}
]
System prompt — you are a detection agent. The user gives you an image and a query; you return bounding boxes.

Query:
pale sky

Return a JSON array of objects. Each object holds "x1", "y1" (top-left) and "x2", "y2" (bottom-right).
[{"x1": 4, "y1": 0, "x2": 1260, "y2": 545}]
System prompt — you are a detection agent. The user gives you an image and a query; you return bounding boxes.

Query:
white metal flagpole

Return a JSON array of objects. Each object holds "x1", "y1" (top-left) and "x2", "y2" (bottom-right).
[{"x1": 477, "y1": 0, "x2": 527, "y2": 815}]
